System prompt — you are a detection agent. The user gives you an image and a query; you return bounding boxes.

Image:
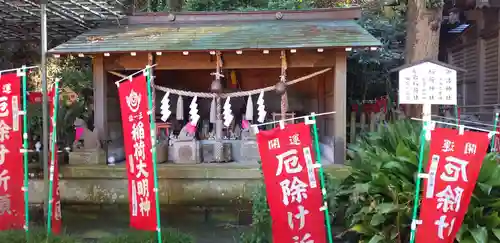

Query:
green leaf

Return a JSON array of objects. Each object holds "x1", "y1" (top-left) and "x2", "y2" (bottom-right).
[
  {"x1": 370, "y1": 213, "x2": 386, "y2": 226},
  {"x1": 492, "y1": 228, "x2": 500, "y2": 241},
  {"x1": 470, "y1": 226, "x2": 488, "y2": 243},
  {"x1": 367, "y1": 234, "x2": 384, "y2": 243},
  {"x1": 477, "y1": 183, "x2": 493, "y2": 196},
  {"x1": 375, "y1": 203, "x2": 400, "y2": 214},
  {"x1": 353, "y1": 183, "x2": 371, "y2": 194}
]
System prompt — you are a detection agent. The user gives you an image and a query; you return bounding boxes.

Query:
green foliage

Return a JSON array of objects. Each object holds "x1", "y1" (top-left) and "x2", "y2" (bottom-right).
[
  {"x1": 0, "y1": 228, "x2": 194, "y2": 243},
  {"x1": 0, "y1": 230, "x2": 80, "y2": 243},
  {"x1": 333, "y1": 120, "x2": 500, "y2": 243},
  {"x1": 335, "y1": 120, "x2": 424, "y2": 243},
  {"x1": 99, "y1": 228, "x2": 195, "y2": 243},
  {"x1": 27, "y1": 56, "x2": 92, "y2": 145},
  {"x1": 458, "y1": 153, "x2": 500, "y2": 243},
  {"x1": 240, "y1": 182, "x2": 272, "y2": 243},
  {"x1": 347, "y1": 2, "x2": 406, "y2": 102}
]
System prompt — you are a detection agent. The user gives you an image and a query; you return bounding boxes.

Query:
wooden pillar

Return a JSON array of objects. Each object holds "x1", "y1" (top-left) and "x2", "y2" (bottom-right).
[
  {"x1": 477, "y1": 10, "x2": 485, "y2": 113},
  {"x1": 93, "y1": 55, "x2": 108, "y2": 154},
  {"x1": 334, "y1": 51, "x2": 347, "y2": 164}
]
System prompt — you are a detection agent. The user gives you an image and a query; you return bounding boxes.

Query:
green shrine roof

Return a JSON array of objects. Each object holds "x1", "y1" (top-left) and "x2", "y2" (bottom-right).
[{"x1": 48, "y1": 19, "x2": 381, "y2": 54}]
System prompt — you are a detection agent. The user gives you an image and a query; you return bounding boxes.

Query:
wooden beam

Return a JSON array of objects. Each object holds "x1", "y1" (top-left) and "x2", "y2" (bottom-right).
[
  {"x1": 92, "y1": 54, "x2": 108, "y2": 155},
  {"x1": 108, "y1": 70, "x2": 126, "y2": 78},
  {"x1": 128, "y1": 8, "x2": 361, "y2": 25},
  {"x1": 333, "y1": 51, "x2": 347, "y2": 165},
  {"x1": 104, "y1": 50, "x2": 338, "y2": 70}
]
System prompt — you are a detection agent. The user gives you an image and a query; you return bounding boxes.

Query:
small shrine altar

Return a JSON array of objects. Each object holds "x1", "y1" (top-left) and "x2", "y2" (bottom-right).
[{"x1": 48, "y1": 8, "x2": 381, "y2": 167}]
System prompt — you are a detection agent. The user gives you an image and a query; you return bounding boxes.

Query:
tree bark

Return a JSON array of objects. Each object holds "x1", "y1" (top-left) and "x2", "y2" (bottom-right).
[
  {"x1": 405, "y1": 0, "x2": 443, "y2": 117},
  {"x1": 168, "y1": 0, "x2": 183, "y2": 11}
]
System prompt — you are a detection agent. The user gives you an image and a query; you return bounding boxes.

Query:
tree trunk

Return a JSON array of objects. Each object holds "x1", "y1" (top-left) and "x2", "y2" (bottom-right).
[
  {"x1": 405, "y1": 0, "x2": 443, "y2": 117},
  {"x1": 168, "y1": 0, "x2": 183, "y2": 11}
]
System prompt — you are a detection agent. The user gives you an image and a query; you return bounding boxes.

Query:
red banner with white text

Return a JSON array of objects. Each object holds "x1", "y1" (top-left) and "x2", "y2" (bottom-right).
[
  {"x1": 49, "y1": 86, "x2": 62, "y2": 234},
  {"x1": 118, "y1": 74, "x2": 158, "y2": 231},
  {"x1": 256, "y1": 122, "x2": 327, "y2": 243},
  {"x1": 0, "y1": 73, "x2": 24, "y2": 231},
  {"x1": 416, "y1": 128, "x2": 490, "y2": 243}
]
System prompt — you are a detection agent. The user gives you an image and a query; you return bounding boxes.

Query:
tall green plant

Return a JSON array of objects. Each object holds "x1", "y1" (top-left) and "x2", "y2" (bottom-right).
[{"x1": 333, "y1": 120, "x2": 500, "y2": 243}]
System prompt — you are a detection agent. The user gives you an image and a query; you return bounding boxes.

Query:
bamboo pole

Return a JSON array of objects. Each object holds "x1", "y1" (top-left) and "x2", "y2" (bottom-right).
[
  {"x1": 46, "y1": 80, "x2": 59, "y2": 236},
  {"x1": 21, "y1": 65, "x2": 30, "y2": 239},
  {"x1": 145, "y1": 66, "x2": 163, "y2": 242},
  {"x1": 310, "y1": 113, "x2": 334, "y2": 243}
]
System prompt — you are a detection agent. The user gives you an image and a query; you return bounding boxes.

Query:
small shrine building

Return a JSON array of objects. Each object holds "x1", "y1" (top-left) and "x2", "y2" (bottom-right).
[{"x1": 46, "y1": 8, "x2": 380, "y2": 205}]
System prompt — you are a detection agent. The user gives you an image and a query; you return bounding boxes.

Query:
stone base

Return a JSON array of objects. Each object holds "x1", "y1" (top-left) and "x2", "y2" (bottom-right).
[
  {"x1": 202, "y1": 142, "x2": 232, "y2": 163},
  {"x1": 69, "y1": 150, "x2": 107, "y2": 165},
  {"x1": 171, "y1": 140, "x2": 201, "y2": 164}
]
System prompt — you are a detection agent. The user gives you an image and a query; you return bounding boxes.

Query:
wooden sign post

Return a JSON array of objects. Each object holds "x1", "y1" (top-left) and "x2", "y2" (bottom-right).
[{"x1": 391, "y1": 59, "x2": 464, "y2": 243}]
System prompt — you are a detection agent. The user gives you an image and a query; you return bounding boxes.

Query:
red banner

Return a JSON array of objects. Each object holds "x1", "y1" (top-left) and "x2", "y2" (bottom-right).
[
  {"x1": 118, "y1": 74, "x2": 158, "y2": 231},
  {"x1": 416, "y1": 128, "x2": 490, "y2": 243},
  {"x1": 49, "y1": 85, "x2": 62, "y2": 234},
  {"x1": 0, "y1": 73, "x2": 25, "y2": 230},
  {"x1": 256, "y1": 122, "x2": 327, "y2": 243}
]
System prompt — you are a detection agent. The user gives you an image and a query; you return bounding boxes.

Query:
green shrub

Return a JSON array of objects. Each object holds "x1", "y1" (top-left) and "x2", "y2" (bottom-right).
[
  {"x1": 0, "y1": 229, "x2": 80, "y2": 243},
  {"x1": 334, "y1": 119, "x2": 500, "y2": 243},
  {"x1": 99, "y1": 228, "x2": 195, "y2": 243}
]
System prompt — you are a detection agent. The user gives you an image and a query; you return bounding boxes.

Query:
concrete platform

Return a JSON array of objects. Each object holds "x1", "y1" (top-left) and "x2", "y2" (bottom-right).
[{"x1": 28, "y1": 163, "x2": 349, "y2": 206}]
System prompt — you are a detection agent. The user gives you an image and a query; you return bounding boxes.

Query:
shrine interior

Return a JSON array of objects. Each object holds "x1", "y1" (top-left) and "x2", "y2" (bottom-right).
[{"x1": 105, "y1": 67, "x2": 336, "y2": 165}]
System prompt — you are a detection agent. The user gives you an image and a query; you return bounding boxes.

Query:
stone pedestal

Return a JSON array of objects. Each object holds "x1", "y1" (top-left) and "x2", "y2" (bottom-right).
[
  {"x1": 69, "y1": 149, "x2": 107, "y2": 165},
  {"x1": 240, "y1": 140, "x2": 260, "y2": 161},
  {"x1": 156, "y1": 142, "x2": 169, "y2": 163},
  {"x1": 171, "y1": 140, "x2": 201, "y2": 164},
  {"x1": 201, "y1": 141, "x2": 232, "y2": 163}
]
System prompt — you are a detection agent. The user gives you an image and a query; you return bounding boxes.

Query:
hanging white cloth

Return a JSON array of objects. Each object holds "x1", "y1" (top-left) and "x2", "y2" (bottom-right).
[
  {"x1": 210, "y1": 98, "x2": 216, "y2": 123},
  {"x1": 176, "y1": 95, "x2": 184, "y2": 120},
  {"x1": 245, "y1": 95, "x2": 253, "y2": 121}
]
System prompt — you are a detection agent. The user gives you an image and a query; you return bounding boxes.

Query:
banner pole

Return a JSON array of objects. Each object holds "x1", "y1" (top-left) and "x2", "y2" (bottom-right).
[
  {"x1": 409, "y1": 122, "x2": 427, "y2": 243},
  {"x1": 21, "y1": 65, "x2": 30, "y2": 239},
  {"x1": 309, "y1": 113, "x2": 334, "y2": 243},
  {"x1": 46, "y1": 80, "x2": 59, "y2": 237},
  {"x1": 145, "y1": 66, "x2": 162, "y2": 242},
  {"x1": 490, "y1": 112, "x2": 499, "y2": 152}
]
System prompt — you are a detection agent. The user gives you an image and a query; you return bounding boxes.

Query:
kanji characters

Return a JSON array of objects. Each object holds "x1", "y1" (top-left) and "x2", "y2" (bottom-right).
[
  {"x1": 287, "y1": 205, "x2": 309, "y2": 230},
  {"x1": 0, "y1": 120, "x2": 11, "y2": 142},
  {"x1": 136, "y1": 178, "x2": 149, "y2": 197},
  {"x1": 464, "y1": 142, "x2": 477, "y2": 155},
  {"x1": 0, "y1": 97, "x2": 8, "y2": 118},
  {"x1": 2, "y1": 84, "x2": 11, "y2": 94},
  {"x1": 268, "y1": 138, "x2": 280, "y2": 150},
  {"x1": 442, "y1": 139, "x2": 454, "y2": 152},
  {"x1": 276, "y1": 149, "x2": 303, "y2": 176},
  {"x1": 293, "y1": 233, "x2": 314, "y2": 243},
  {"x1": 133, "y1": 140, "x2": 146, "y2": 161},
  {"x1": 136, "y1": 159, "x2": 149, "y2": 178},
  {"x1": 280, "y1": 177, "x2": 308, "y2": 206},
  {"x1": 0, "y1": 169, "x2": 9, "y2": 191},
  {"x1": 289, "y1": 134, "x2": 301, "y2": 145},
  {"x1": 441, "y1": 156, "x2": 469, "y2": 182},
  {"x1": 435, "y1": 215, "x2": 455, "y2": 240},
  {"x1": 132, "y1": 122, "x2": 145, "y2": 141},
  {"x1": 0, "y1": 144, "x2": 9, "y2": 166},
  {"x1": 139, "y1": 197, "x2": 151, "y2": 217},
  {"x1": 435, "y1": 185, "x2": 464, "y2": 213}
]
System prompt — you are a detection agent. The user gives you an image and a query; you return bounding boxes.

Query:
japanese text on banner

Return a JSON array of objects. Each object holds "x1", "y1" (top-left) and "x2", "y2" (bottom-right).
[
  {"x1": 49, "y1": 86, "x2": 62, "y2": 234},
  {"x1": 257, "y1": 123, "x2": 327, "y2": 243},
  {"x1": 0, "y1": 73, "x2": 24, "y2": 231},
  {"x1": 118, "y1": 75, "x2": 158, "y2": 231},
  {"x1": 416, "y1": 128, "x2": 489, "y2": 243}
]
